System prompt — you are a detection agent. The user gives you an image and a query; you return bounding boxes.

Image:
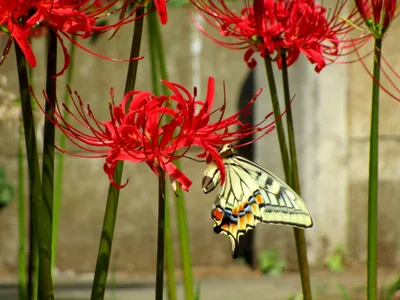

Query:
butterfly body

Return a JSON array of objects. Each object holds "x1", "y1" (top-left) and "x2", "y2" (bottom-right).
[{"x1": 202, "y1": 144, "x2": 313, "y2": 258}]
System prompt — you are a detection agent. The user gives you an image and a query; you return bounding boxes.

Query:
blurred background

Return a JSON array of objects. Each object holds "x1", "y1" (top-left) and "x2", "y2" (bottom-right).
[{"x1": 1, "y1": 3, "x2": 400, "y2": 299}]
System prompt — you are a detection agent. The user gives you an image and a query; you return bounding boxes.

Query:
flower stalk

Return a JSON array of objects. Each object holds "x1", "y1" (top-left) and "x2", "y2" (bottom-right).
[
  {"x1": 164, "y1": 194, "x2": 176, "y2": 300},
  {"x1": 15, "y1": 43, "x2": 54, "y2": 299},
  {"x1": 27, "y1": 55, "x2": 39, "y2": 300},
  {"x1": 52, "y1": 36, "x2": 77, "y2": 274},
  {"x1": 281, "y1": 52, "x2": 312, "y2": 300},
  {"x1": 149, "y1": 9, "x2": 195, "y2": 300},
  {"x1": 263, "y1": 55, "x2": 312, "y2": 300},
  {"x1": 147, "y1": 10, "x2": 177, "y2": 300},
  {"x1": 263, "y1": 56, "x2": 291, "y2": 183},
  {"x1": 90, "y1": 7, "x2": 145, "y2": 300},
  {"x1": 18, "y1": 118, "x2": 26, "y2": 300},
  {"x1": 367, "y1": 37, "x2": 382, "y2": 300},
  {"x1": 156, "y1": 171, "x2": 166, "y2": 300},
  {"x1": 41, "y1": 29, "x2": 57, "y2": 288}
]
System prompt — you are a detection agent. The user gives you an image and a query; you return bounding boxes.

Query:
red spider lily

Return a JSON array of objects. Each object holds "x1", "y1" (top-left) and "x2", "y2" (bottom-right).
[
  {"x1": 0, "y1": 0, "x2": 145, "y2": 75},
  {"x1": 355, "y1": 0, "x2": 398, "y2": 37},
  {"x1": 160, "y1": 78, "x2": 276, "y2": 183},
  {"x1": 337, "y1": 0, "x2": 400, "y2": 101},
  {"x1": 33, "y1": 77, "x2": 276, "y2": 191},
  {"x1": 191, "y1": 0, "x2": 362, "y2": 72}
]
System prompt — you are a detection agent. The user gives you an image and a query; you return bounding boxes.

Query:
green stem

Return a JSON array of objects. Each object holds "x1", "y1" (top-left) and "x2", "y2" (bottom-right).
[
  {"x1": 264, "y1": 55, "x2": 312, "y2": 299},
  {"x1": 52, "y1": 36, "x2": 77, "y2": 274},
  {"x1": 174, "y1": 188, "x2": 193, "y2": 300},
  {"x1": 40, "y1": 30, "x2": 57, "y2": 297},
  {"x1": 18, "y1": 118, "x2": 26, "y2": 300},
  {"x1": 124, "y1": 8, "x2": 145, "y2": 94},
  {"x1": 33, "y1": 248, "x2": 39, "y2": 300},
  {"x1": 156, "y1": 171, "x2": 166, "y2": 300},
  {"x1": 367, "y1": 38, "x2": 382, "y2": 300},
  {"x1": 28, "y1": 218, "x2": 38, "y2": 300},
  {"x1": 28, "y1": 209, "x2": 38, "y2": 300},
  {"x1": 281, "y1": 52, "x2": 312, "y2": 300},
  {"x1": 90, "y1": 8, "x2": 144, "y2": 300},
  {"x1": 147, "y1": 11, "x2": 178, "y2": 300},
  {"x1": 26, "y1": 59, "x2": 38, "y2": 300},
  {"x1": 280, "y1": 53, "x2": 300, "y2": 194},
  {"x1": 151, "y1": 12, "x2": 194, "y2": 299},
  {"x1": 148, "y1": 13, "x2": 161, "y2": 95},
  {"x1": 263, "y1": 56, "x2": 291, "y2": 184},
  {"x1": 27, "y1": 52, "x2": 38, "y2": 300},
  {"x1": 164, "y1": 193, "x2": 176, "y2": 300},
  {"x1": 15, "y1": 43, "x2": 54, "y2": 300},
  {"x1": 153, "y1": 22, "x2": 167, "y2": 95}
]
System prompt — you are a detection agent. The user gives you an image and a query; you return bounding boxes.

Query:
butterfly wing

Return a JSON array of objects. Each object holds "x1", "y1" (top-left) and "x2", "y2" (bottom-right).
[
  {"x1": 207, "y1": 155, "x2": 313, "y2": 258},
  {"x1": 231, "y1": 155, "x2": 313, "y2": 226}
]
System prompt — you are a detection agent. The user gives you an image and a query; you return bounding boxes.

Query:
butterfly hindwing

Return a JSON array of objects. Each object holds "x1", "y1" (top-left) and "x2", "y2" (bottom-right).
[
  {"x1": 231, "y1": 156, "x2": 313, "y2": 227},
  {"x1": 211, "y1": 159, "x2": 262, "y2": 258},
  {"x1": 204, "y1": 146, "x2": 313, "y2": 258}
]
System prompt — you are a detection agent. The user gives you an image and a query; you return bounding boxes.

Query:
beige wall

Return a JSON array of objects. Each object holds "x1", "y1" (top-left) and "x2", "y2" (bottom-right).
[
  {"x1": 348, "y1": 19, "x2": 400, "y2": 266},
  {"x1": 1, "y1": 5, "x2": 400, "y2": 275}
]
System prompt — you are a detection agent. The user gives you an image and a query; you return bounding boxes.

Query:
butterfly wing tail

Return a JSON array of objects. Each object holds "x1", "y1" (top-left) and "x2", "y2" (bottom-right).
[
  {"x1": 212, "y1": 203, "x2": 260, "y2": 259},
  {"x1": 213, "y1": 224, "x2": 240, "y2": 258}
]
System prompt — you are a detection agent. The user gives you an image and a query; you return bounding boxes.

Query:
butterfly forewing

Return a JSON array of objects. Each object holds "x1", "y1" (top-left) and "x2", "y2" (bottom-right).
[{"x1": 204, "y1": 149, "x2": 313, "y2": 258}]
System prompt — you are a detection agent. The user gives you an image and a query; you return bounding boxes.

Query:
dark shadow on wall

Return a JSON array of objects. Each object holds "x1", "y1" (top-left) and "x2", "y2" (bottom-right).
[{"x1": 237, "y1": 69, "x2": 256, "y2": 268}]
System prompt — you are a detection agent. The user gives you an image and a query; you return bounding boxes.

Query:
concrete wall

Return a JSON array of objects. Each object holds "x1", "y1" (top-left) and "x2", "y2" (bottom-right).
[{"x1": 1, "y1": 5, "x2": 400, "y2": 275}]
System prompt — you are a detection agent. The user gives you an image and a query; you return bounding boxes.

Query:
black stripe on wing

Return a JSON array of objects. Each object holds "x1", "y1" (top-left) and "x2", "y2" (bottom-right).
[{"x1": 224, "y1": 156, "x2": 313, "y2": 226}]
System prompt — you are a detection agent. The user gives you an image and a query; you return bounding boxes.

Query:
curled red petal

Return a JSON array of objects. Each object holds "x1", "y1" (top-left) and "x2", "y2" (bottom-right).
[
  {"x1": 154, "y1": 0, "x2": 168, "y2": 24},
  {"x1": 244, "y1": 48, "x2": 257, "y2": 68},
  {"x1": 161, "y1": 159, "x2": 192, "y2": 191},
  {"x1": 104, "y1": 162, "x2": 129, "y2": 189},
  {"x1": 11, "y1": 26, "x2": 36, "y2": 67}
]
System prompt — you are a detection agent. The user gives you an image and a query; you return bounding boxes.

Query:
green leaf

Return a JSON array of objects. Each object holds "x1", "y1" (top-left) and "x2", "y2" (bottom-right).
[
  {"x1": 325, "y1": 247, "x2": 345, "y2": 273},
  {"x1": 258, "y1": 249, "x2": 285, "y2": 275},
  {"x1": 0, "y1": 184, "x2": 14, "y2": 207},
  {"x1": 337, "y1": 282, "x2": 351, "y2": 300},
  {"x1": 194, "y1": 282, "x2": 201, "y2": 300},
  {"x1": 383, "y1": 274, "x2": 400, "y2": 300},
  {"x1": 0, "y1": 168, "x2": 15, "y2": 208}
]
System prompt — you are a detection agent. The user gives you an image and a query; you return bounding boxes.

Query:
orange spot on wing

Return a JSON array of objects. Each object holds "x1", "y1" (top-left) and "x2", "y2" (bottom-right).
[
  {"x1": 238, "y1": 203, "x2": 247, "y2": 231},
  {"x1": 255, "y1": 194, "x2": 264, "y2": 205},
  {"x1": 220, "y1": 224, "x2": 229, "y2": 233},
  {"x1": 229, "y1": 223, "x2": 237, "y2": 236},
  {"x1": 212, "y1": 208, "x2": 223, "y2": 221},
  {"x1": 232, "y1": 206, "x2": 239, "y2": 215},
  {"x1": 239, "y1": 216, "x2": 247, "y2": 231},
  {"x1": 251, "y1": 203, "x2": 259, "y2": 215}
]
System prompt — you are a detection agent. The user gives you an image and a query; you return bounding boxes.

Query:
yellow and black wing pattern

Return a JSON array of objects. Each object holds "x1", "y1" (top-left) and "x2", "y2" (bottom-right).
[{"x1": 202, "y1": 147, "x2": 313, "y2": 258}]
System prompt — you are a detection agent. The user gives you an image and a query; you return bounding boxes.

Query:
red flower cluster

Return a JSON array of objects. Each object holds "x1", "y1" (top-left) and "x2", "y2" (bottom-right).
[
  {"x1": 36, "y1": 78, "x2": 275, "y2": 191},
  {"x1": 191, "y1": 0, "x2": 358, "y2": 72},
  {"x1": 0, "y1": 0, "x2": 166, "y2": 74},
  {"x1": 355, "y1": 0, "x2": 397, "y2": 36}
]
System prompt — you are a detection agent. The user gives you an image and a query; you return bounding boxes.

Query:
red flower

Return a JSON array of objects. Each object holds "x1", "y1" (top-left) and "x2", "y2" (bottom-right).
[
  {"x1": 0, "y1": 0, "x2": 143, "y2": 75},
  {"x1": 342, "y1": 0, "x2": 400, "y2": 101},
  {"x1": 0, "y1": 0, "x2": 41, "y2": 67},
  {"x1": 191, "y1": 0, "x2": 360, "y2": 72},
  {"x1": 34, "y1": 78, "x2": 276, "y2": 191},
  {"x1": 355, "y1": 0, "x2": 397, "y2": 36},
  {"x1": 160, "y1": 78, "x2": 276, "y2": 184}
]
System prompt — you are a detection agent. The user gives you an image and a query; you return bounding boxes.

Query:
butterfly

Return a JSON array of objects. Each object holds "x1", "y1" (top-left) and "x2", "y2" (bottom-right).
[{"x1": 202, "y1": 144, "x2": 313, "y2": 258}]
